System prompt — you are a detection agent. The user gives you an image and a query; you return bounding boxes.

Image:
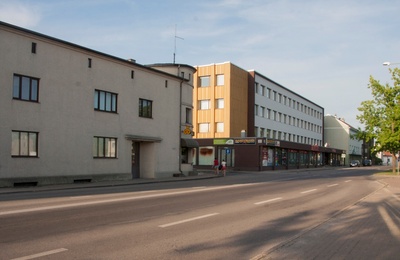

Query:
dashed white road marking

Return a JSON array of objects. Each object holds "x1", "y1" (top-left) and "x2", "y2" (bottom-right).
[
  {"x1": 159, "y1": 213, "x2": 220, "y2": 228},
  {"x1": 327, "y1": 184, "x2": 339, "y2": 187},
  {"x1": 254, "y1": 197, "x2": 283, "y2": 205},
  {"x1": 301, "y1": 189, "x2": 317, "y2": 194},
  {"x1": 0, "y1": 183, "x2": 258, "y2": 216},
  {"x1": 345, "y1": 180, "x2": 352, "y2": 183},
  {"x1": 11, "y1": 248, "x2": 68, "y2": 260}
]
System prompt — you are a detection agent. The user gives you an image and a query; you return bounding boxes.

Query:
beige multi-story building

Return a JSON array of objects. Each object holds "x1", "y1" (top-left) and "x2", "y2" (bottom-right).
[{"x1": 0, "y1": 21, "x2": 196, "y2": 187}]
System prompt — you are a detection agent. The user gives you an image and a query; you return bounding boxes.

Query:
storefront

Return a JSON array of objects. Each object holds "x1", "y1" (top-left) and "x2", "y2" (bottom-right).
[{"x1": 194, "y1": 138, "x2": 345, "y2": 171}]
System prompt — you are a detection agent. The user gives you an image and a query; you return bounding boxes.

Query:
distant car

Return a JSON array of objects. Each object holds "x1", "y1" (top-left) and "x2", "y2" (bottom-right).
[
  {"x1": 350, "y1": 160, "x2": 361, "y2": 167},
  {"x1": 363, "y1": 159, "x2": 372, "y2": 166}
]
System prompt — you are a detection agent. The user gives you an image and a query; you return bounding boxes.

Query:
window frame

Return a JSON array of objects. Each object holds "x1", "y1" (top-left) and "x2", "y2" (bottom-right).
[
  {"x1": 198, "y1": 123, "x2": 210, "y2": 133},
  {"x1": 216, "y1": 74, "x2": 224, "y2": 86},
  {"x1": 199, "y1": 99, "x2": 210, "y2": 110},
  {"x1": 13, "y1": 74, "x2": 39, "y2": 102},
  {"x1": 215, "y1": 98, "x2": 224, "y2": 109},
  {"x1": 199, "y1": 76, "x2": 210, "y2": 87},
  {"x1": 93, "y1": 136, "x2": 117, "y2": 158},
  {"x1": 139, "y1": 98, "x2": 153, "y2": 118},
  {"x1": 11, "y1": 130, "x2": 38, "y2": 157},
  {"x1": 94, "y1": 89, "x2": 118, "y2": 113}
]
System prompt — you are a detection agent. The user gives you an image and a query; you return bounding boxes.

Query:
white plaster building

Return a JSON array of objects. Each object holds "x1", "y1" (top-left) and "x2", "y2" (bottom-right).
[
  {"x1": 0, "y1": 21, "x2": 196, "y2": 187},
  {"x1": 324, "y1": 114, "x2": 362, "y2": 165},
  {"x1": 251, "y1": 71, "x2": 324, "y2": 146}
]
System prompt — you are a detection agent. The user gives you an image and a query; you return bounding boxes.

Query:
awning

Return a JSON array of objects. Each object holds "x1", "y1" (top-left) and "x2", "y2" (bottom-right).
[
  {"x1": 181, "y1": 138, "x2": 199, "y2": 148},
  {"x1": 125, "y1": 135, "x2": 162, "y2": 142}
]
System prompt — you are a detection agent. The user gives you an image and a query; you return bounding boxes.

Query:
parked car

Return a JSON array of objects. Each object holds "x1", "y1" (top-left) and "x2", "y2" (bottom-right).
[
  {"x1": 350, "y1": 160, "x2": 361, "y2": 167},
  {"x1": 363, "y1": 159, "x2": 372, "y2": 166}
]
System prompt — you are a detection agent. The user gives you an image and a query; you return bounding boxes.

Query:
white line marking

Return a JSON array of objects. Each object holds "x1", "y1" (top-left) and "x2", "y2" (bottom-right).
[
  {"x1": 345, "y1": 180, "x2": 352, "y2": 183},
  {"x1": 0, "y1": 184, "x2": 258, "y2": 216},
  {"x1": 254, "y1": 197, "x2": 283, "y2": 205},
  {"x1": 159, "y1": 213, "x2": 219, "y2": 228},
  {"x1": 301, "y1": 189, "x2": 317, "y2": 194},
  {"x1": 327, "y1": 184, "x2": 339, "y2": 187},
  {"x1": 11, "y1": 248, "x2": 68, "y2": 260}
]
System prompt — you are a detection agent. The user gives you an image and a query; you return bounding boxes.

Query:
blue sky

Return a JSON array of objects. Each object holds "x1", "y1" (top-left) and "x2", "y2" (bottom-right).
[{"x1": 1, "y1": 0, "x2": 399, "y2": 129}]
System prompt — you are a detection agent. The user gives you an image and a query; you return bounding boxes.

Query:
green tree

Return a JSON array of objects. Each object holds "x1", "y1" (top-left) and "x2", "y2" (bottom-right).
[{"x1": 357, "y1": 68, "x2": 400, "y2": 174}]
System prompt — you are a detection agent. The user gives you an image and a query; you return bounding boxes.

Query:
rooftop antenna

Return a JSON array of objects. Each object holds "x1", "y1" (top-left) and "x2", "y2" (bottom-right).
[{"x1": 173, "y1": 24, "x2": 184, "y2": 64}]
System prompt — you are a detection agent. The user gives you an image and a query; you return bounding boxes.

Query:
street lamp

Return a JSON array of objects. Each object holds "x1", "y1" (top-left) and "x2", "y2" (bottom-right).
[{"x1": 383, "y1": 61, "x2": 400, "y2": 66}]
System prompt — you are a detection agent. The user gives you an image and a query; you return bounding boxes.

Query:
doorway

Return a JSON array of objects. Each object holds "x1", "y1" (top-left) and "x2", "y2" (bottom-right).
[
  {"x1": 219, "y1": 147, "x2": 234, "y2": 167},
  {"x1": 131, "y1": 142, "x2": 140, "y2": 178}
]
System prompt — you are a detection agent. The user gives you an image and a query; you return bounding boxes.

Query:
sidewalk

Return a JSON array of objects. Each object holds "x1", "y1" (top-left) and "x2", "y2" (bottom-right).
[
  {"x1": 0, "y1": 171, "x2": 219, "y2": 194},
  {"x1": 255, "y1": 176, "x2": 400, "y2": 260}
]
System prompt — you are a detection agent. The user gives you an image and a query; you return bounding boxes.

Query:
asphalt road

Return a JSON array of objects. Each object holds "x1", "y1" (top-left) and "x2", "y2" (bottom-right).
[{"x1": 0, "y1": 167, "x2": 387, "y2": 259}]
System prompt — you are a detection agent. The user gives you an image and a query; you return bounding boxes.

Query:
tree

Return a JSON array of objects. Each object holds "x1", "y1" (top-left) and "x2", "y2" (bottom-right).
[{"x1": 357, "y1": 67, "x2": 400, "y2": 174}]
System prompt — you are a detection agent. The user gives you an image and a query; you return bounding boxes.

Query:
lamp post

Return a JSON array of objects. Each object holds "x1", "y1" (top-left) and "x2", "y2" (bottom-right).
[{"x1": 383, "y1": 61, "x2": 400, "y2": 66}]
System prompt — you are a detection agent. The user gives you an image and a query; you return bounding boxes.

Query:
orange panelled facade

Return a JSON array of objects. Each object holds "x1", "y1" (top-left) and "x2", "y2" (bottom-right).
[{"x1": 193, "y1": 62, "x2": 249, "y2": 138}]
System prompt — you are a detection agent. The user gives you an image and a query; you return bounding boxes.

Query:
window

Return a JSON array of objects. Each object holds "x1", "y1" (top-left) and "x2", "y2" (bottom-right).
[
  {"x1": 216, "y1": 74, "x2": 224, "y2": 86},
  {"x1": 216, "y1": 98, "x2": 224, "y2": 109},
  {"x1": 11, "y1": 131, "x2": 38, "y2": 157},
  {"x1": 266, "y1": 109, "x2": 271, "y2": 119},
  {"x1": 93, "y1": 136, "x2": 117, "y2": 158},
  {"x1": 165, "y1": 80, "x2": 168, "y2": 88},
  {"x1": 139, "y1": 98, "x2": 153, "y2": 118},
  {"x1": 260, "y1": 106, "x2": 265, "y2": 117},
  {"x1": 254, "y1": 127, "x2": 259, "y2": 137},
  {"x1": 185, "y1": 108, "x2": 192, "y2": 124},
  {"x1": 260, "y1": 128, "x2": 265, "y2": 137},
  {"x1": 255, "y1": 105, "x2": 259, "y2": 116},
  {"x1": 199, "y1": 123, "x2": 210, "y2": 133},
  {"x1": 266, "y1": 88, "x2": 271, "y2": 98},
  {"x1": 199, "y1": 76, "x2": 210, "y2": 87},
  {"x1": 273, "y1": 91, "x2": 277, "y2": 101},
  {"x1": 199, "y1": 100, "x2": 210, "y2": 110},
  {"x1": 131, "y1": 70, "x2": 135, "y2": 79},
  {"x1": 94, "y1": 90, "x2": 117, "y2": 112},
  {"x1": 31, "y1": 42, "x2": 37, "y2": 54},
  {"x1": 261, "y1": 85, "x2": 265, "y2": 96},
  {"x1": 216, "y1": 122, "x2": 224, "y2": 132},
  {"x1": 88, "y1": 58, "x2": 92, "y2": 68},
  {"x1": 13, "y1": 74, "x2": 39, "y2": 102}
]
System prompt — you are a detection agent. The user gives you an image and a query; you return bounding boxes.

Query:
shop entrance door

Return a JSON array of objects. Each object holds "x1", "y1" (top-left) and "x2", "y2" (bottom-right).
[{"x1": 219, "y1": 147, "x2": 234, "y2": 167}]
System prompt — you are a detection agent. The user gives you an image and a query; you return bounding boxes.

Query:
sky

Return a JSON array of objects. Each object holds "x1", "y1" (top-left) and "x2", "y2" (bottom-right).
[{"x1": 1, "y1": 0, "x2": 399, "y2": 129}]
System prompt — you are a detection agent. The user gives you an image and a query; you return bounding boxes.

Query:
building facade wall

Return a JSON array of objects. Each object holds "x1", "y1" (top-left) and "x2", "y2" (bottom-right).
[
  {"x1": 0, "y1": 22, "x2": 194, "y2": 186},
  {"x1": 324, "y1": 115, "x2": 362, "y2": 165},
  {"x1": 193, "y1": 62, "x2": 248, "y2": 139},
  {"x1": 251, "y1": 71, "x2": 324, "y2": 146}
]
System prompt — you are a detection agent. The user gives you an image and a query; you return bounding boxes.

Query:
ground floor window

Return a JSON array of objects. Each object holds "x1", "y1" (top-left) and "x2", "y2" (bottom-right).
[
  {"x1": 299, "y1": 151, "x2": 308, "y2": 166},
  {"x1": 93, "y1": 136, "x2": 117, "y2": 158},
  {"x1": 11, "y1": 130, "x2": 38, "y2": 157},
  {"x1": 262, "y1": 147, "x2": 274, "y2": 166},
  {"x1": 274, "y1": 148, "x2": 288, "y2": 166},
  {"x1": 198, "y1": 146, "x2": 215, "y2": 166},
  {"x1": 288, "y1": 150, "x2": 298, "y2": 166}
]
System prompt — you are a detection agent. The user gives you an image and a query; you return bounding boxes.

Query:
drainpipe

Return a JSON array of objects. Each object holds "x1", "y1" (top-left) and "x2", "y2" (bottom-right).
[{"x1": 178, "y1": 65, "x2": 183, "y2": 175}]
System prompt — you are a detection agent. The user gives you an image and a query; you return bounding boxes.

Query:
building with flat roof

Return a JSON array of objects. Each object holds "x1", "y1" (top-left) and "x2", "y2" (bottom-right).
[
  {"x1": 192, "y1": 62, "x2": 342, "y2": 171},
  {"x1": 0, "y1": 21, "x2": 196, "y2": 187}
]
